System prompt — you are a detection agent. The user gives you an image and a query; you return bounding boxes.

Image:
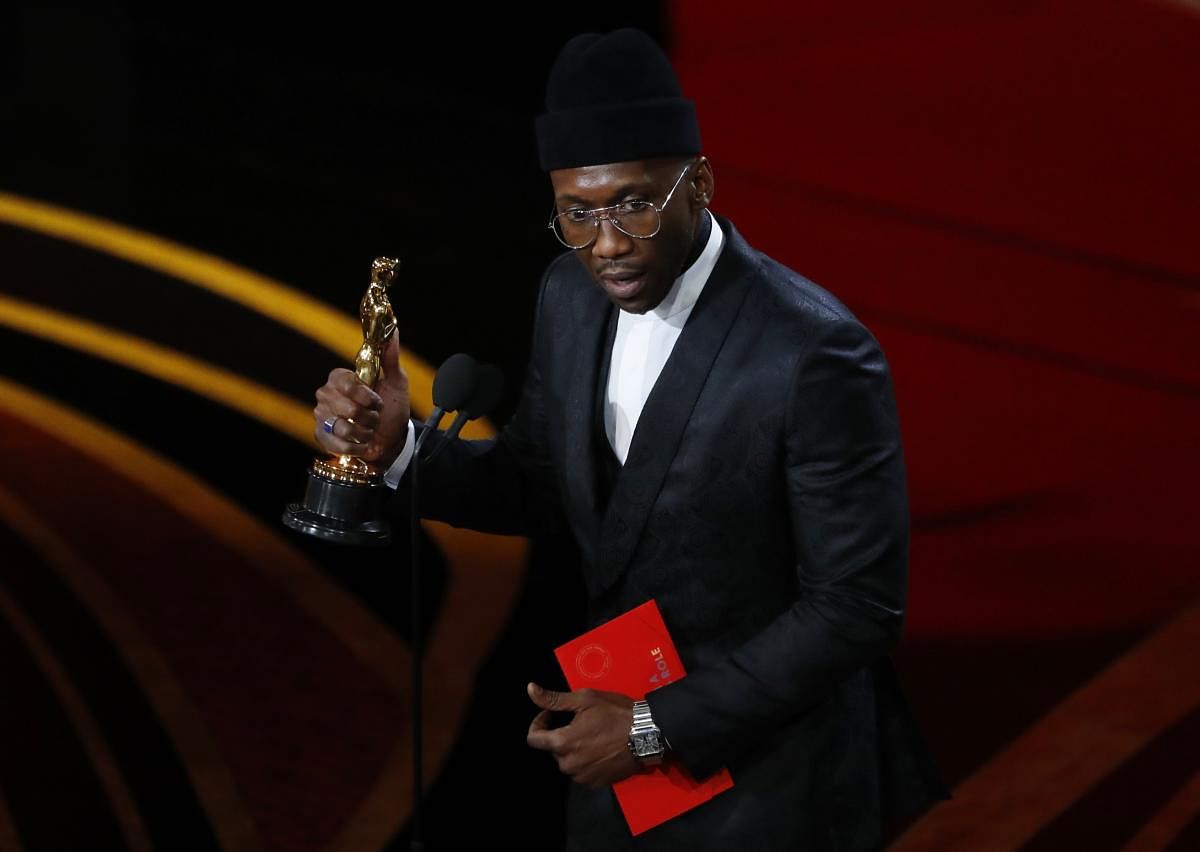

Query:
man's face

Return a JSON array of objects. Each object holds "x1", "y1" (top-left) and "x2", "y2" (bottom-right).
[{"x1": 549, "y1": 157, "x2": 711, "y2": 314}]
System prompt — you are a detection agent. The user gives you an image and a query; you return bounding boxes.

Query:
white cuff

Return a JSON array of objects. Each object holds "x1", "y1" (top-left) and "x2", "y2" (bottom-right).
[{"x1": 382, "y1": 420, "x2": 416, "y2": 489}]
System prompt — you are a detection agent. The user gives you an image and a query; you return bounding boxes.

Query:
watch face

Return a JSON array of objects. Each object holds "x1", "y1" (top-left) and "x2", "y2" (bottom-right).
[{"x1": 632, "y1": 730, "x2": 663, "y2": 757}]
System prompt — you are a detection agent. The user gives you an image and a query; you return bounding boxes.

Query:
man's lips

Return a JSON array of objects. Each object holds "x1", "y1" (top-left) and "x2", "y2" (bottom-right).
[{"x1": 598, "y1": 269, "x2": 646, "y2": 299}]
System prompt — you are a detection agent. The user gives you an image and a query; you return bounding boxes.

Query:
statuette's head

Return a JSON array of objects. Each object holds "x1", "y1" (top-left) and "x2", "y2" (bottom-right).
[{"x1": 370, "y1": 257, "x2": 400, "y2": 288}]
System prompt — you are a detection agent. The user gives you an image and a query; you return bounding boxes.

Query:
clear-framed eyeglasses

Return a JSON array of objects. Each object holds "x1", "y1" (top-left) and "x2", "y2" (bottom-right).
[{"x1": 547, "y1": 161, "x2": 695, "y2": 250}]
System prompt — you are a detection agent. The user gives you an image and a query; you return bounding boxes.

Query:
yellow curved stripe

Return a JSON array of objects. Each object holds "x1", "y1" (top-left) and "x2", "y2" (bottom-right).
[
  {"x1": 0, "y1": 194, "x2": 529, "y2": 850},
  {"x1": 0, "y1": 191, "x2": 491, "y2": 439},
  {"x1": 0, "y1": 294, "x2": 314, "y2": 446},
  {"x1": 0, "y1": 193, "x2": 362, "y2": 355}
]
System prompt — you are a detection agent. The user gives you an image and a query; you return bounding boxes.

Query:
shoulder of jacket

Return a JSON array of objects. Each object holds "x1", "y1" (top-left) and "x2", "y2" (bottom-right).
[
  {"x1": 764, "y1": 257, "x2": 852, "y2": 318},
  {"x1": 536, "y1": 251, "x2": 598, "y2": 313},
  {"x1": 541, "y1": 250, "x2": 583, "y2": 284},
  {"x1": 715, "y1": 218, "x2": 856, "y2": 329}
]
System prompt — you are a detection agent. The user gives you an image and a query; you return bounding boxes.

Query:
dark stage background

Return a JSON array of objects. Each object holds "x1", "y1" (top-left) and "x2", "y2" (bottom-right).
[{"x1": 2, "y1": 2, "x2": 1198, "y2": 851}]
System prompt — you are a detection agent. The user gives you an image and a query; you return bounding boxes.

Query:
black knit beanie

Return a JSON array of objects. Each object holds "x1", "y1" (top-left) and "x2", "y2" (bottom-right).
[{"x1": 535, "y1": 28, "x2": 701, "y2": 171}]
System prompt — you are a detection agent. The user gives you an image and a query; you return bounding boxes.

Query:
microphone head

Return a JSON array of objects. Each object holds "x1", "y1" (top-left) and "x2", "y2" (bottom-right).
[
  {"x1": 432, "y1": 353, "x2": 479, "y2": 411},
  {"x1": 462, "y1": 364, "x2": 506, "y2": 419}
]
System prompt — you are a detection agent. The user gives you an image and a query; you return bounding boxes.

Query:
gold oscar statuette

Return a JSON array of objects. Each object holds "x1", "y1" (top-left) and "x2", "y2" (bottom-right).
[{"x1": 282, "y1": 256, "x2": 399, "y2": 545}]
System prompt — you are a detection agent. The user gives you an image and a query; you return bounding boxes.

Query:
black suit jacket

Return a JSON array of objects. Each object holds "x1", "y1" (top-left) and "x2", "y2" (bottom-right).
[{"x1": 416, "y1": 216, "x2": 944, "y2": 850}]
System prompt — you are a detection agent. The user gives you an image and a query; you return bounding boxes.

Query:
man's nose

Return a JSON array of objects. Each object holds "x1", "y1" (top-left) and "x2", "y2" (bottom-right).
[{"x1": 592, "y1": 217, "x2": 634, "y2": 259}]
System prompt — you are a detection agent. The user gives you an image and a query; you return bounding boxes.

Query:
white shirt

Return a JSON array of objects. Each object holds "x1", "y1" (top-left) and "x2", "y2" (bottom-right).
[
  {"x1": 386, "y1": 210, "x2": 725, "y2": 486},
  {"x1": 604, "y1": 210, "x2": 724, "y2": 463}
]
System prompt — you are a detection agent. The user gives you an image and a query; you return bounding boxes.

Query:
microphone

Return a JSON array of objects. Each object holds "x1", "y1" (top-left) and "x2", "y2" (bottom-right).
[
  {"x1": 414, "y1": 353, "x2": 478, "y2": 454},
  {"x1": 445, "y1": 364, "x2": 506, "y2": 440},
  {"x1": 423, "y1": 364, "x2": 505, "y2": 462}
]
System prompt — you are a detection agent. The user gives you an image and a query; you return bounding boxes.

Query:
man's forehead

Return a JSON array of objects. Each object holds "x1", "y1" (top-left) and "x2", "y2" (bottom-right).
[{"x1": 550, "y1": 159, "x2": 672, "y2": 197}]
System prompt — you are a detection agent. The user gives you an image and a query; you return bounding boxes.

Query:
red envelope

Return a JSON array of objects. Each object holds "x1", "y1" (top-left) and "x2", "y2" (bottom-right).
[{"x1": 554, "y1": 599, "x2": 734, "y2": 836}]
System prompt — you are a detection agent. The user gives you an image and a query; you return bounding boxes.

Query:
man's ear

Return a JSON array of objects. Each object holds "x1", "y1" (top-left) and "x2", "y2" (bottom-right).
[{"x1": 691, "y1": 156, "x2": 714, "y2": 208}]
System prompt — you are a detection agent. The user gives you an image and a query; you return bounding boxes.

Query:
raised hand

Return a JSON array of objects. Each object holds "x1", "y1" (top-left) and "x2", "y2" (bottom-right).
[{"x1": 313, "y1": 331, "x2": 410, "y2": 466}]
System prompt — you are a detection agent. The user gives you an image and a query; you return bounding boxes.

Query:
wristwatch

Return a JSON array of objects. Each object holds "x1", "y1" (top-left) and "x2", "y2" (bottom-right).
[{"x1": 627, "y1": 699, "x2": 667, "y2": 766}]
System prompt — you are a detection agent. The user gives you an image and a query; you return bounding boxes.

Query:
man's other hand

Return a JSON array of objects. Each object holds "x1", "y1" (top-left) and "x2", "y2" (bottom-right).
[{"x1": 526, "y1": 682, "x2": 639, "y2": 789}]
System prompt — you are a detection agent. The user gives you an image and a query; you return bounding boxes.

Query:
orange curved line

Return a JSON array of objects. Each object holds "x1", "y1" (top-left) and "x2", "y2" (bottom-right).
[
  {"x1": 288, "y1": 498, "x2": 531, "y2": 846},
  {"x1": 324, "y1": 523, "x2": 528, "y2": 852},
  {"x1": 0, "y1": 482, "x2": 262, "y2": 852},
  {"x1": 889, "y1": 599, "x2": 1200, "y2": 850},
  {"x1": 0, "y1": 375, "x2": 531, "y2": 852},
  {"x1": 0, "y1": 786, "x2": 25, "y2": 852},
  {"x1": 1119, "y1": 769, "x2": 1200, "y2": 852},
  {"x1": 0, "y1": 580, "x2": 156, "y2": 852},
  {"x1": 0, "y1": 378, "x2": 412, "y2": 848}
]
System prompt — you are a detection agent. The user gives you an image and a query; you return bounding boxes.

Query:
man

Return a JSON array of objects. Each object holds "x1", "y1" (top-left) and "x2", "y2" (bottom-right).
[{"x1": 314, "y1": 28, "x2": 943, "y2": 851}]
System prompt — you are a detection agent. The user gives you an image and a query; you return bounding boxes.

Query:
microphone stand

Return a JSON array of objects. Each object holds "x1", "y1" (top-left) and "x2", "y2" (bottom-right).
[
  {"x1": 398, "y1": 351, "x2": 479, "y2": 850},
  {"x1": 403, "y1": 368, "x2": 498, "y2": 850},
  {"x1": 409, "y1": 435, "x2": 425, "y2": 852}
]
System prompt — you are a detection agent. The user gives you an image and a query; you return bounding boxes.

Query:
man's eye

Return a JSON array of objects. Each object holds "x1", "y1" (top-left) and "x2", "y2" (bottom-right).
[
  {"x1": 563, "y1": 210, "x2": 593, "y2": 224},
  {"x1": 617, "y1": 200, "x2": 653, "y2": 215}
]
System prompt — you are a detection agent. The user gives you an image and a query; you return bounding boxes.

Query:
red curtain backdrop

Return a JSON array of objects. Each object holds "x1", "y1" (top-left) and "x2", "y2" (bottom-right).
[{"x1": 670, "y1": 0, "x2": 1200, "y2": 640}]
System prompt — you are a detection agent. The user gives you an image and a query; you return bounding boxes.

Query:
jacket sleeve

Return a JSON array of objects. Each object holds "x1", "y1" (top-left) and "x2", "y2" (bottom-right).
[{"x1": 647, "y1": 317, "x2": 910, "y2": 780}]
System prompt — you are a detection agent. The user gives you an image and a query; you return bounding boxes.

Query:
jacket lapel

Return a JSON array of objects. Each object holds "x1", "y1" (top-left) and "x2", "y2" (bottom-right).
[
  {"x1": 588, "y1": 218, "x2": 756, "y2": 597},
  {"x1": 557, "y1": 269, "x2": 614, "y2": 567}
]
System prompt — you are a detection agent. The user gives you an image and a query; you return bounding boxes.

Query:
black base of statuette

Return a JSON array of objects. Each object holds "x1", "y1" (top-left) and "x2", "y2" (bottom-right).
[{"x1": 282, "y1": 468, "x2": 392, "y2": 547}]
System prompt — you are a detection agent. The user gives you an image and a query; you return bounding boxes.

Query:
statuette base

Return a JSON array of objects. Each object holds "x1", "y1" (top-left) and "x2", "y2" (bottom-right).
[{"x1": 282, "y1": 463, "x2": 392, "y2": 546}]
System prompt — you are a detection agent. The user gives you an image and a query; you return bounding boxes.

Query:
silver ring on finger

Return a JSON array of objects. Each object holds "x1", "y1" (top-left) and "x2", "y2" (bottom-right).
[{"x1": 323, "y1": 416, "x2": 338, "y2": 434}]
